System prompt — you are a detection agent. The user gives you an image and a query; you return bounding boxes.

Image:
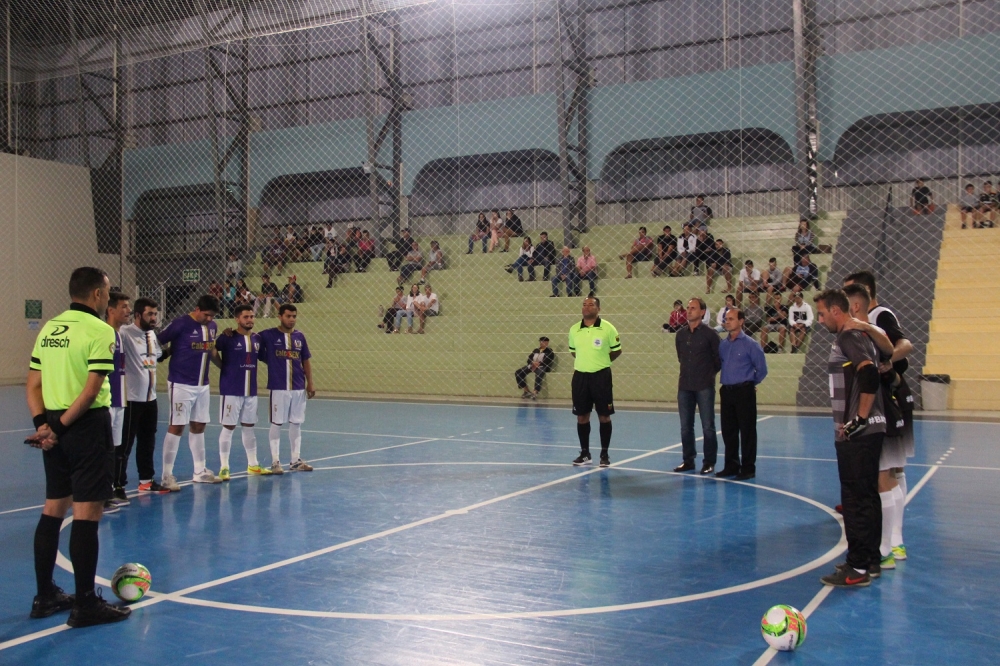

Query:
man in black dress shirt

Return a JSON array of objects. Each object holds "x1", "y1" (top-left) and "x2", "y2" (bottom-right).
[
  {"x1": 674, "y1": 297, "x2": 721, "y2": 474},
  {"x1": 533, "y1": 232, "x2": 558, "y2": 280}
]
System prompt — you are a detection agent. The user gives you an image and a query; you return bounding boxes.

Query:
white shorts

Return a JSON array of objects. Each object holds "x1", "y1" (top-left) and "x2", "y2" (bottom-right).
[
  {"x1": 270, "y1": 389, "x2": 306, "y2": 425},
  {"x1": 110, "y1": 406, "x2": 125, "y2": 447},
  {"x1": 880, "y1": 436, "x2": 907, "y2": 471},
  {"x1": 168, "y1": 382, "x2": 211, "y2": 426},
  {"x1": 219, "y1": 395, "x2": 258, "y2": 427}
]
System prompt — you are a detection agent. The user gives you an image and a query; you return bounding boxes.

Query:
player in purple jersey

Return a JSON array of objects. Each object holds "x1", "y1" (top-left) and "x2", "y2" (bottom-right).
[
  {"x1": 212, "y1": 304, "x2": 271, "y2": 479},
  {"x1": 258, "y1": 304, "x2": 315, "y2": 473},
  {"x1": 103, "y1": 292, "x2": 132, "y2": 513},
  {"x1": 157, "y1": 295, "x2": 221, "y2": 488}
]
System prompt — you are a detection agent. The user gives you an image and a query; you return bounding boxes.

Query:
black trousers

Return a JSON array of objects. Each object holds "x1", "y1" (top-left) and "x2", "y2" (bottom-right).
[
  {"x1": 720, "y1": 382, "x2": 757, "y2": 473},
  {"x1": 514, "y1": 366, "x2": 547, "y2": 392},
  {"x1": 836, "y1": 433, "x2": 883, "y2": 570},
  {"x1": 115, "y1": 400, "x2": 158, "y2": 487}
]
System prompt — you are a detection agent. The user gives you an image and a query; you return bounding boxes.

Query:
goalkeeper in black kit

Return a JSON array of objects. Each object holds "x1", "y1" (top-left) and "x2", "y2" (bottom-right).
[{"x1": 813, "y1": 289, "x2": 892, "y2": 588}]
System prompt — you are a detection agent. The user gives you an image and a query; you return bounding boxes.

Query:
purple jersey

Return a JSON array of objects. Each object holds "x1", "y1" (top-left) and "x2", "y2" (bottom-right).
[
  {"x1": 258, "y1": 328, "x2": 311, "y2": 391},
  {"x1": 158, "y1": 314, "x2": 217, "y2": 387},
  {"x1": 216, "y1": 332, "x2": 260, "y2": 397},
  {"x1": 109, "y1": 331, "x2": 126, "y2": 408}
]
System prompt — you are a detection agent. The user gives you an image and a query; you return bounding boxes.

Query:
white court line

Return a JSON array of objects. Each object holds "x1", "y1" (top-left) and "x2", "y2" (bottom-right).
[
  {"x1": 751, "y1": 463, "x2": 939, "y2": 666},
  {"x1": 0, "y1": 428, "x2": 34, "y2": 434}
]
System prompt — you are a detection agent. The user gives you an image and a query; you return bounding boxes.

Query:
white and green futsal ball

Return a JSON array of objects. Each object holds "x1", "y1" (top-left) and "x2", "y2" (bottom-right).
[
  {"x1": 760, "y1": 604, "x2": 807, "y2": 651},
  {"x1": 111, "y1": 563, "x2": 152, "y2": 603}
]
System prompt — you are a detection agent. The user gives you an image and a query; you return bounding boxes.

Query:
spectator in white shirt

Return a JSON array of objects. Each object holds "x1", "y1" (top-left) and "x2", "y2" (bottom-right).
[
  {"x1": 413, "y1": 284, "x2": 439, "y2": 334},
  {"x1": 508, "y1": 236, "x2": 536, "y2": 281},
  {"x1": 671, "y1": 225, "x2": 698, "y2": 276},
  {"x1": 394, "y1": 284, "x2": 420, "y2": 333},
  {"x1": 715, "y1": 294, "x2": 737, "y2": 332},
  {"x1": 787, "y1": 291, "x2": 814, "y2": 353},
  {"x1": 225, "y1": 252, "x2": 244, "y2": 282},
  {"x1": 736, "y1": 260, "x2": 763, "y2": 307}
]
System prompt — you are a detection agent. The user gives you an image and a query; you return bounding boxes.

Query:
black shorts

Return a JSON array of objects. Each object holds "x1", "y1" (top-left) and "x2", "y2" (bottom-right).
[
  {"x1": 654, "y1": 254, "x2": 676, "y2": 270},
  {"x1": 572, "y1": 368, "x2": 615, "y2": 416},
  {"x1": 634, "y1": 248, "x2": 654, "y2": 262},
  {"x1": 43, "y1": 408, "x2": 114, "y2": 503}
]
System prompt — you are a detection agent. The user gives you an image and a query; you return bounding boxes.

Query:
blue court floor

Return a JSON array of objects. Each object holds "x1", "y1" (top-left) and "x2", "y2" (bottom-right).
[{"x1": 1, "y1": 386, "x2": 998, "y2": 665}]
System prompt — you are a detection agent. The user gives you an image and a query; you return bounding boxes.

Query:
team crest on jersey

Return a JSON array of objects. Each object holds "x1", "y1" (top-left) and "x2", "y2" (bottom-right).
[
  {"x1": 294, "y1": 339, "x2": 302, "y2": 349},
  {"x1": 592, "y1": 338, "x2": 603, "y2": 348},
  {"x1": 253, "y1": 341, "x2": 260, "y2": 352}
]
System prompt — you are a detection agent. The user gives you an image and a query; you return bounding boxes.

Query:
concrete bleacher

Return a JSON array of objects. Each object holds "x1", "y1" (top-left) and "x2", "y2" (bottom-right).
[{"x1": 214, "y1": 212, "x2": 845, "y2": 405}]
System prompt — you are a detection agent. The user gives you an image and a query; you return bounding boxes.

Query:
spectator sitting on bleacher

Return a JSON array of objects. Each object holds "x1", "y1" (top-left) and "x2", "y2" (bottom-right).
[
  {"x1": 397, "y1": 240, "x2": 423, "y2": 286},
  {"x1": 307, "y1": 225, "x2": 326, "y2": 261},
  {"x1": 691, "y1": 228, "x2": 715, "y2": 276},
  {"x1": 705, "y1": 238, "x2": 733, "y2": 294},
  {"x1": 420, "y1": 240, "x2": 445, "y2": 283},
  {"x1": 488, "y1": 210, "x2": 504, "y2": 253},
  {"x1": 234, "y1": 279, "x2": 253, "y2": 309},
  {"x1": 255, "y1": 274, "x2": 280, "y2": 317},
  {"x1": 533, "y1": 232, "x2": 557, "y2": 280},
  {"x1": 283, "y1": 225, "x2": 301, "y2": 262},
  {"x1": 501, "y1": 209, "x2": 525, "y2": 252},
  {"x1": 221, "y1": 281, "x2": 236, "y2": 316},
  {"x1": 577, "y1": 245, "x2": 599, "y2": 295},
  {"x1": 514, "y1": 336, "x2": 555, "y2": 400},
  {"x1": 910, "y1": 179, "x2": 936, "y2": 214},
  {"x1": 736, "y1": 260, "x2": 762, "y2": 307},
  {"x1": 468, "y1": 212, "x2": 490, "y2": 254},
  {"x1": 413, "y1": 284, "x2": 439, "y2": 334},
  {"x1": 787, "y1": 290, "x2": 813, "y2": 353},
  {"x1": 209, "y1": 280, "x2": 224, "y2": 302},
  {"x1": 671, "y1": 225, "x2": 698, "y2": 276},
  {"x1": 226, "y1": 252, "x2": 244, "y2": 281},
  {"x1": 651, "y1": 225, "x2": 677, "y2": 277},
  {"x1": 262, "y1": 234, "x2": 286, "y2": 276},
  {"x1": 620, "y1": 226, "x2": 656, "y2": 278},
  {"x1": 689, "y1": 195, "x2": 713, "y2": 231},
  {"x1": 551, "y1": 247, "x2": 579, "y2": 297},
  {"x1": 394, "y1": 284, "x2": 420, "y2": 334},
  {"x1": 715, "y1": 294, "x2": 737, "y2": 332},
  {"x1": 663, "y1": 300, "x2": 688, "y2": 333},
  {"x1": 386, "y1": 228, "x2": 413, "y2": 271},
  {"x1": 281, "y1": 275, "x2": 303, "y2": 304},
  {"x1": 760, "y1": 292, "x2": 787, "y2": 353},
  {"x1": 762, "y1": 257, "x2": 783, "y2": 296},
  {"x1": 508, "y1": 236, "x2": 536, "y2": 282},
  {"x1": 324, "y1": 223, "x2": 337, "y2": 243},
  {"x1": 379, "y1": 286, "x2": 407, "y2": 333},
  {"x1": 784, "y1": 254, "x2": 820, "y2": 292},
  {"x1": 742, "y1": 292, "x2": 765, "y2": 340},
  {"x1": 356, "y1": 230, "x2": 377, "y2": 272},
  {"x1": 960, "y1": 183, "x2": 979, "y2": 228},
  {"x1": 979, "y1": 181, "x2": 998, "y2": 228}
]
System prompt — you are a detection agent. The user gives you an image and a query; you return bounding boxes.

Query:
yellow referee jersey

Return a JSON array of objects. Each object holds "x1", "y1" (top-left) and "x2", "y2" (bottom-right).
[{"x1": 29, "y1": 305, "x2": 115, "y2": 410}]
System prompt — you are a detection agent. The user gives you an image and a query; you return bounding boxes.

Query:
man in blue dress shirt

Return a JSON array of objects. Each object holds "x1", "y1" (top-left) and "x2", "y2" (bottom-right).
[{"x1": 716, "y1": 308, "x2": 768, "y2": 480}]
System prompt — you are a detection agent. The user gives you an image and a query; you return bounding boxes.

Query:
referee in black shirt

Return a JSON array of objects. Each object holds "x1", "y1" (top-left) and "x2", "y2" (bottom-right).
[
  {"x1": 26, "y1": 268, "x2": 131, "y2": 627},
  {"x1": 673, "y1": 297, "x2": 721, "y2": 474}
]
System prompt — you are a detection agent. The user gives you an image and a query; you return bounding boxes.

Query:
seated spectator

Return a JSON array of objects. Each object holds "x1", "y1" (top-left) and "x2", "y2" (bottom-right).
[
  {"x1": 488, "y1": 209, "x2": 504, "y2": 253},
  {"x1": 262, "y1": 235, "x2": 286, "y2": 276},
  {"x1": 784, "y1": 254, "x2": 820, "y2": 292},
  {"x1": 760, "y1": 292, "x2": 787, "y2": 352},
  {"x1": 689, "y1": 195, "x2": 713, "y2": 230},
  {"x1": 690, "y1": 228, "x2": 715, "y2": 276},
  {"x1": 619, "y1": 226, "x2": 655, "y2": 278},
  {"x1": 651, "y1": 225, "x2": 677, "y2": 277},
  {"x1": 533, "y1": 232, "x2": 557, "y2": 280},
  {"x1": 344, "y1": 223, "x2": 361, "y2": 254},
  {"x1": 307, "y1": 225, "x2": 327, "y2": 261},
  {"x1": 576, "y1": 245, "x2": 598, "y2": 295},
  {"x1": 508, "y1": 236, "x2": 536, "y2": 282},
  {"x1": 413, "y1": 283, "x2": 440, "y2": 334},
  {"x1": 705, "y1": 238, "x2": 733, "y2": 294},
  {"x1": 910, "y1": 179, "x2": 936, "y2": 214},
  {"x1": 420, "y1": 240, "x2": 445, "y2": 282},
  {"x1": 394, "y1": 284, "x2": 420, "y2": 334},
  {"x1": 356, "y1": 230, "x2": 377, "y2": 272},
  {"x1": 208, "y1": 280, "x2": 224, "y2": 303},
  {"x1": 736, "y1": 259, "x2": 763, "y2": 307},
  {"x1": 501, "y1": 208, "x2": 524, "y2": 252},
  {"x1": 386, "y1": 228, "x2": 413, "y2": 271},
  {"x1": 283, "y1": 225, "x2": 301, "y2": 262},
  {"x1": 324, "y1": 223, "x2": 337, "y2": 243},
  {"x1": 551, "y1": 247, "x2": 580, "y2": 297},
  {"x1": 979, "y1": 181, "x2": 998, "y2": 228},
  {"x1": 787, "y1": 290, "x2": 814, "y2": 353},
  {"x1": 671, "y1": 225, "x2": 698, "y2": 276},
  {"x1": 234, "y1": 279, "x2": 254, "y2": 309},
  {"x1": 397, "y1": 240, "x2": 423, "y2": 285},
  {"x1": 762, "y1": 257, "x2": 784, "y2": 295},
  {"x1": 468, "y1": 212, "x2": 490, "y2": 254},
  {"x1": 742, "y1": 292, "x2": 766, "y2": 339},
  {"x1": 225, "y1": 252, "x2": 244, "y2": 281},
  {"x1": 662, "y1": 300, "x2": 688, "y2": 333},
  {"x1": 254, "y1": 274, "x2": 280, "y2": 317},
  {"x1": 281, "y1": 275, "x2": 303, "y2": 304},
  {"x1": 715, "y1": 294, "x2": 737, "y2": 333},
  {"x1": 960, "y1": 183, "x2": 979, "y2": 229},
  {"x1": 379, "y1": 286, "x2": 407, "y2": 333},
  {"x1": 322, "y1": 240, "x2": 338, "y2": 287},
  {"x1": 221, "y1": 280, "x2": 237, "y2": 316},
  {"x1": 792, "y1": 219, "x2": 833, "y2": 264},
  {"x1": 514, "y1": 336, "x2": 555, "y2": 400}
]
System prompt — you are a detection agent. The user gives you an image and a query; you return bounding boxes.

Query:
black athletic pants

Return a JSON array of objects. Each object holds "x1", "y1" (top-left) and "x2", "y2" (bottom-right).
[
  {"x1": 514, "y1": 365, "x2": 546, "y2": 393},
  {"x1": 720, "y1": 382, "x2": 757, "y2": 473},
  {"x1": 836, "y1": 433, "x2": 883, "y2": 571},
  {"x1": 115, "y1": 400, "x2": 158, "y2": 487}
]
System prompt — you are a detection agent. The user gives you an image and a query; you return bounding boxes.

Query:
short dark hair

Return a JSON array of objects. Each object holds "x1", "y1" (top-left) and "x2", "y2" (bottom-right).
[
  {"x1": 689, "y1": 297, "x2": 706, "y2": 312},
  {"x1": 539, "y1": 231, "x2": 548, "y2": 237},
  {"x1": 585, "y1": 295, "x2": 600, "y2": 307},
  {"x1": 985, "y1": 181, "x2": 993, "y2": 186},
  {"x1": 843, "y1": 270, "x2": 877, "y2": 300},
  {"x1": 966, "y1": 183, "x2": 975, "y2": 189},
  {"x1": 733, "y1": 309, "x2": 746, "y2": 321},
  {"x1": 196, "y1": 295, "x2": 220, "y2": 312},
  {"x1": 68, "y1": 267, "x2": 108, "y2": 300},
  {"x1": 843, "y1": 283, "x2": 871, "y2": 309},
  {"x1": 813, "y1": 288, "x2": 850, "y2": 313},
  {"x1": 233, "y1": 304, "x2": 253, "y2": 317},
  {"x1": 673, "y1": 299, "x2": 683, "y2": 307},
  {"x1": 261, "y1": 274, "x2": 271, "y2": 280},
  {"x1": 278, "y1": 303, "x2": 297, "y2": 315},
  {"x1": 639, "y1": 226, "x2": 647, "y2": 233},
  {"x1": 539, "y1": 336, "x2": 549, "y2": 341},
  {"x1": 663, "y1": 225, "x2": 672, "y2": 231},
  {"x1": 769, "y1": 257, "x2": 777, "y2": 263},
  {"x1": 745, "y1": 260, "x2": 753, "y2": 266},
  {"x1": 107, "y1": 291, "x2": 130, "y2": 309},
  {"x1": 133, "y1": 297, "x2": 158, "y2": 315}
]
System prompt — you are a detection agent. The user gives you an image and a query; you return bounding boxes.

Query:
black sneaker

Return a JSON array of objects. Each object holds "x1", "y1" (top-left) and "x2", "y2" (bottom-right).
[
  {"x1": 572, "y1": 452, "x2": 592, "y2": 466},
  {"x1": 836, "y1": 560, "x2": 880, "y2": 578},
  {"x1": 599, "y1": 454, "x2": 610, "y2": 467},
  {"x1": 821, "y1": 566, "x2": 871, "y2": 587},
  {"x1": 67, "y1": 590, "x2": 131, "y2": 628},
  {"x1": 113, "y1": 487, "x2": 130, "y2": 506},
  {"x1": 30, "y1": 584, "x2": 74, "y2": 618},
  {"x1": 102, "y1": 500, "x2": 120, "y2": 515},
  {"x1": 673, "y1": 462, "x2": 695, "y2": 472}
]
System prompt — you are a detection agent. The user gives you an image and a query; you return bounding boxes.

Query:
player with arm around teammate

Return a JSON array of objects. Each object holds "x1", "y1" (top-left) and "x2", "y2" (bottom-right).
[
  {"x1": 103, "y1": 292, "x2": 132, "y2": 513},
  {"x1": 259, "y1": 304, "x2": 316, "y2": 473},
  {"x1": 212, "y1": 304, "x2": 271, "y2": 480}
]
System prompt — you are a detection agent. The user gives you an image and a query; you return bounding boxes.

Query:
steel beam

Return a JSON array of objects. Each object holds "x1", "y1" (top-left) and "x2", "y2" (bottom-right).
[
  {"x1": 555, "y1": 0, "x2": 591, "y2": 248},
  {"x1": 793, "y1": 0, "x2": 819, "y2": 218}
]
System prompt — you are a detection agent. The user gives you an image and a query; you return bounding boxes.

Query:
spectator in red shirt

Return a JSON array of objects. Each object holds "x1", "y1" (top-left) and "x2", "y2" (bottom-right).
[
  {"x1": 663, "y1": 300, "x2": 688, "y2": 332},
  {"x1": 576, "y1": 246, "x2": 599, "y2": 295},
  {"x1": 356, "y1": 230, "x2": 377, "y2": 272},
  {"x1": 620, "y1": 226, "x2": 655, "y2": 278}
]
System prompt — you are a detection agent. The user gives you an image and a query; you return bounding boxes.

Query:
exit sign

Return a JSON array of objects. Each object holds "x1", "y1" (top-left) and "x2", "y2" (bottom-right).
[{"x1": 182, "y1": 269, "x2": 201, "y2": 283}]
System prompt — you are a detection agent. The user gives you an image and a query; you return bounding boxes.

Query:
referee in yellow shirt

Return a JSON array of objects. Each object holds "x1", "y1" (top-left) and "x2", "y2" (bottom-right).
[
  {"x1": 569, "y1": 296, "x2": 622, "y2": 467},
  {"x1": 26, "y1": 267, "x2": 131, "y2": 628}
]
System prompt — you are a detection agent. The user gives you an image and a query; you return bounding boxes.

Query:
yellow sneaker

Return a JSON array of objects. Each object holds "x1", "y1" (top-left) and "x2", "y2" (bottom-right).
[
  {"x1": 247, "y1": 465, "x2": 272, "y2": 476},
  {"x1": 219, "y1": 467, "x2": 230, "y2": 481}
]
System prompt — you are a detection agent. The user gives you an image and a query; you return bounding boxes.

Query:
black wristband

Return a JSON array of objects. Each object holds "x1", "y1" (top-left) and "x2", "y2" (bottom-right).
[
  {"x1": 49, "y1": 419, "x2": 69, "y2": 438},
  {"x1": 32, "y1": 414, "x2": 47, "y2": 430}
]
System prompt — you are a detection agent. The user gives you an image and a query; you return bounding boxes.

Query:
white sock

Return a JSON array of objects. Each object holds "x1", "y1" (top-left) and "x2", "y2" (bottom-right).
[
  {"x1": 189, "y1": 432, "x2": 207, "y2": 475},
  {"x1": 891, "y1": 484, "x2": 905, "y2": 547},
  {"x1": 269, "y1": 424, "x2": 281, "y2": 464},
  {"x1": 219, "y1": 428, "x2": 234, "y2": 469},
  {"x1": 162, "y1": 433, "x2": 181, "y2": 477},
  {"x1": 241, "y1": 427, "x2": 259, "y2": 467},
  {"x1": 880, "y1": 490, "x2": 896, "y2": 558},
  {"x1": 895, "y1": 471, "x2": 908, "y2": 501},
  {"x1": 290, "y1": 423, "x2": 302, "y2": 462}
]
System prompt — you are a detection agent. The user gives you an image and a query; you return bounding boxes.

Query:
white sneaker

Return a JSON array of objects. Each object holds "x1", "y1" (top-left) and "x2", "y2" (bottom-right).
[
  {"x1": 193, "y1": 469, "x2": 222, "y2": 484},
  {"x1": 270, "y1": 461, "x2": 285, "y2": 475},
  {"x1": 289, "y1": 459, "x2": 314, "y2": 472},
  {"x1": 161, "y1": 474, "x2": 181, "y2": 491}
]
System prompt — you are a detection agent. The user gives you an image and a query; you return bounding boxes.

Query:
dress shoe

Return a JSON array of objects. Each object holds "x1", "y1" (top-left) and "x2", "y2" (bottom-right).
[
  {"x1": 714, "y1": 467, "x2": 739, "y2": 478},
  {"x1": 700, "y1": 463, "x2": 714, "y2": 475},
  {"x1": 672, "y1": 462, "x2": 695, "y2": 472},
  {"x1": 734, "y1": 471, "x2": 756, "y2": 481}
]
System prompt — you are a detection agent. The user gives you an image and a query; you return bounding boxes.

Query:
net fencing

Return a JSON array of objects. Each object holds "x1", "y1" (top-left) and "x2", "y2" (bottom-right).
[{"x1": 3, "y1": 0, "x2": 998, "y2": 406}]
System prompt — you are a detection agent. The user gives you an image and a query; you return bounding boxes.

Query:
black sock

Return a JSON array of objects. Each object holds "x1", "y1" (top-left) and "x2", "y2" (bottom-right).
[
  {"x1": 599, "y1": 421, "x2": 612, "y2": 453},
  {"x1": 34, "y1": 514, "x2": 63, "y2": 596},
  {"x1": 577, "y1": 422, "x2": 591, "y2": 453},
  {"x1": 69, "y1": 519, "x2": 100, "y2": 599}
]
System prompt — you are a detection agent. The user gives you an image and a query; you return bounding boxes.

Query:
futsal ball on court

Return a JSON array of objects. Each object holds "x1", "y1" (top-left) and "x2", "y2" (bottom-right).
[
  {"x1": 760, "y1": 604, "x2": 807, "y2": 651},
  {"x1": 111, "y1": 563, "x2": 152, "y2": 603}
]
